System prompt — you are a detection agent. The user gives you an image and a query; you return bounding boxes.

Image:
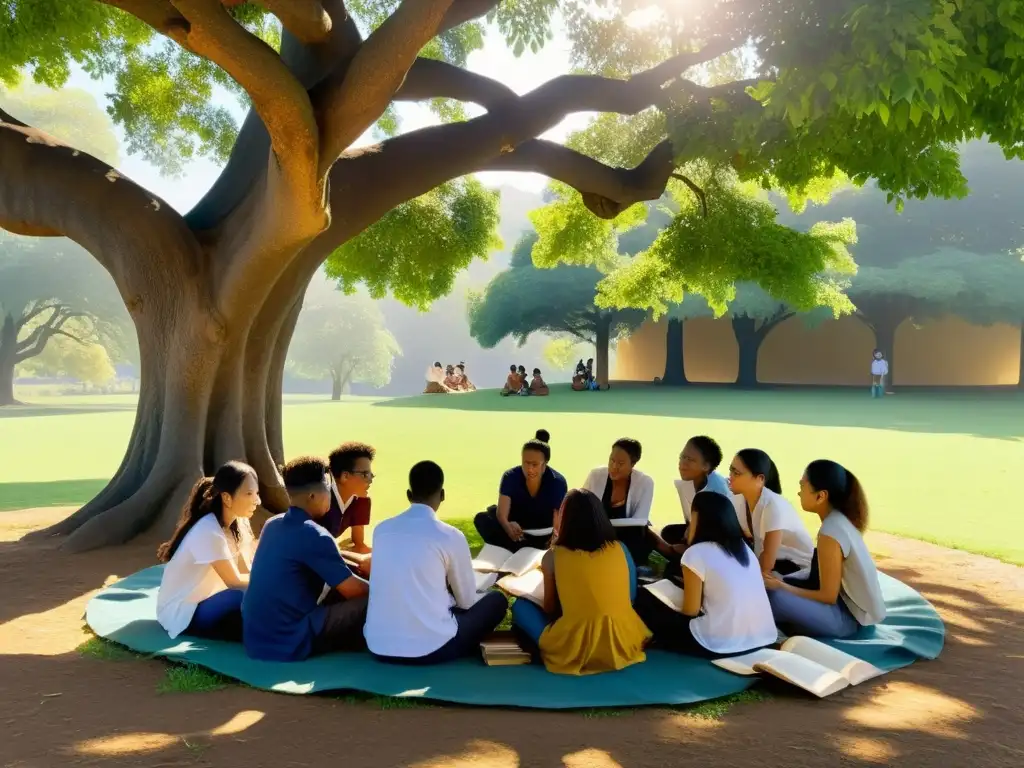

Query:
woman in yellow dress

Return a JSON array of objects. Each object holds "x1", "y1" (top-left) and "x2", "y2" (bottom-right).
[{"x1": 510, "y1": 488, "x2": 651, "y2": 675}]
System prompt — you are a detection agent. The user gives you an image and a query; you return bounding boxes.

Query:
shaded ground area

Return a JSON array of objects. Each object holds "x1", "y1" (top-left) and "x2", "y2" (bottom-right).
[{"x1": 1, "y1": 508, "x2": 1021, "y2": 768}]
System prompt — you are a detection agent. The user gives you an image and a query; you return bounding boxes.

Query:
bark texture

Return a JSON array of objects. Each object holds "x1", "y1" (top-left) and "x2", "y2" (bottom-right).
[
  {"x1": 1, "y1": 4, "x2": 743, "y2": 550},
  {"x1": 730, "y1": 312, "x2": 791, "y2": 388},
  {"x1": 595, "y1": 314, "x2": 612, "y2": 389}
]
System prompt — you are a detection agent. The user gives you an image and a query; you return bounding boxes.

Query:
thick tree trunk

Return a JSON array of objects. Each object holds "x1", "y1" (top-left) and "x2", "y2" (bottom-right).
[
  {"x1": 661, "y1": 317, "x2": 688, "y2": 385},
  {"x1": 331, "y1": 372, "x2": 342, "y2": 400},
  {"x1": 0, "y1": 314, "x2": 19, "y2": 406},
  {"x1": 732, "y1": 316, "x2": 761, "y2": 388},
  {"x1": 595, "y1": 316, "x2": 611, "y2": 389},
  {"x1": 1019, "y1": 322, "x2": 1024, "y2": 388}
]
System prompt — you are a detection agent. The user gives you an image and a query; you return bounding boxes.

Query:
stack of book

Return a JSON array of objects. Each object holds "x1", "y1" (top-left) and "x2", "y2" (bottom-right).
[{"x1": 480, "y1": 632, "x2": 532, "y2": 666}]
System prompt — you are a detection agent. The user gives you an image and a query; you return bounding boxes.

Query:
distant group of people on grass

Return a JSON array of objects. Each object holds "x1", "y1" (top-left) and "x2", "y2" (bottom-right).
[
  {"x1": 155, "y1": 429, "x2": 886, "y2": 677},
  {"x1": 500, "y1": 364, "x2": 550, "y2": 396},
  {"x1": 424, "y1": 361, "x2": 477, "y2": 394}
]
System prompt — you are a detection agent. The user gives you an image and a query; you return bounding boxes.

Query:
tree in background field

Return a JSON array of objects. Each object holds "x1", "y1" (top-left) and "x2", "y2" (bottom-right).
[
  {"x1": 469, "y1": 234, "x2": 647, "y2": 386},
  {"x1": 0, "y1": 235, "x2": 126, "y2": 405},
  {"x1": 287, "y1": 290, "x2": 401, "y2": 400},
  {"x1": 17, "y1": 322, "x2": 117, "y2": 390},
  {"x1": 9, "y1": 2, "x2": 1024, "y2": 549},
  {"x1": 543, "y1": 338, "x2": 584, "y2": 376},
  {"x1": 848, "y1": 250, "x2": 1024, "y2": 384}
]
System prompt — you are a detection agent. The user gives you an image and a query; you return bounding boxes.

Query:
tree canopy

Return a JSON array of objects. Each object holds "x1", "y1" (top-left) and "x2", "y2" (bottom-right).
[
  {"x1": 287, "y1": 285, "x2": 401, "y2": 399},
  {"x1": 468, "y1": 233, "x2": 646, "y2": 384},
  {"x1": 10, "y1": 1, "x2": 1024, "y2": 550}
]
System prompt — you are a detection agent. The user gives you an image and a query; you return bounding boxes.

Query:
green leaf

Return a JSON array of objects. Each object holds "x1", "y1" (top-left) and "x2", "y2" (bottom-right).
[
  {"x1": 819, "y1": 71, "x2": 839, "y2": 91},
  {"x1": 877, "y1": 102, "x2": 890, "y2": 126}
]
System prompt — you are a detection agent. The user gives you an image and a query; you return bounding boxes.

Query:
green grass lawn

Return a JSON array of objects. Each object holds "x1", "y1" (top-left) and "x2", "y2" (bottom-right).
[{"x1": 2, "y1": 386, "x2": 1023, "y2": 564}]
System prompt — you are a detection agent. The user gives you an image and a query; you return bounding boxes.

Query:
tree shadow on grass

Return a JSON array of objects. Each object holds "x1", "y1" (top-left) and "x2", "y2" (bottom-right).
[
  {"x1": 0, "y1": 479, "x2": 109, "y2": 512},
  {"x1": 372, "y1": 384, "x2": 1024, "y2": 440},
  {"x1": 0, "y1": 403, "x2": 139, "y2": 419}
]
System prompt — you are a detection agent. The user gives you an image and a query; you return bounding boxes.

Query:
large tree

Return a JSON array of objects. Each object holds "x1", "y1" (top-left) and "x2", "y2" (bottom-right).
[
  {"x1": 0, "y1": 235, "x2": 125, "y2": 405},
  {"x1": 6, "y1": 2, "x2": 1024, "y2": 550},
  {"x1": 848, "y1": 249, "x2": 1024, "y2": 383},
  {"x1": 468, "y1": 234, "x2": 646, "y2": 385},
  {"x1": 287, "y1": 290, "x2": 401, "y2": 399},
  {"x1": 17, "y1": 323, "x2": 118, "y2": 390}
]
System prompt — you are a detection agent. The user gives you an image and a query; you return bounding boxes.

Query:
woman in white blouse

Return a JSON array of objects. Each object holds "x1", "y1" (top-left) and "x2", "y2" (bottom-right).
[
  {"x1": 727, "y1": 449, "x2": 813, "y2": 576},
  {"x1": 156, "y1": 461, "x2": 259, "y2": 640},
  {"x1": 582, "y1": 438, "x2": 655, "y2": 565}
]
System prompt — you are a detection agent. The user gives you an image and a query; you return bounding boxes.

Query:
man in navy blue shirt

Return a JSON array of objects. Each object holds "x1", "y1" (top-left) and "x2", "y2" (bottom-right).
[
  {"x1": 243, "y1": 456, "x2": 369, "y2": 661},
  {"x1": 474, "y1": 430, "x2": 567, "y2": 551}
]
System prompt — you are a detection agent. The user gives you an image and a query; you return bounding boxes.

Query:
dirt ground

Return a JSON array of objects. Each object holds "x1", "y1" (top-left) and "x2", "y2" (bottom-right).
[{"x1": 1, "y1": 507, "x2": 1022, "y2": 768}]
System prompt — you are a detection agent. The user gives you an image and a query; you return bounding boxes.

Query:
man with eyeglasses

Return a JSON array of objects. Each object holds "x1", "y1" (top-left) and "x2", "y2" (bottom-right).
[{"x1": 325, "y1": 442, "x2": 377, "y2": 556}]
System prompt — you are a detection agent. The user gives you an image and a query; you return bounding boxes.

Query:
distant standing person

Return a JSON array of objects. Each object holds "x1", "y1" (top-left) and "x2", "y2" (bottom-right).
[{"x1": 870, "y1": 349, "x2": 889, "y2": 398}]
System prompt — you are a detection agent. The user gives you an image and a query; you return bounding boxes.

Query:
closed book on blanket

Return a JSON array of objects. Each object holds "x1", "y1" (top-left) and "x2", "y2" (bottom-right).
[
  {"x1": 472, "y1": 544, "x2": 546, "y2": 576},
  {"x1": 713, "y1": 636, "x2": 884, "y2": 698},
  {"x1": 480, "y1": 632, "x2": 532, "y2": 666}
]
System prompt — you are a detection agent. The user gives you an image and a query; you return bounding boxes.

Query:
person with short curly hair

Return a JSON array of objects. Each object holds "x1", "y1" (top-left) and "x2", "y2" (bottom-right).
[{"x1": 325, "y1": 441, "x2": 377, "y2": 554}]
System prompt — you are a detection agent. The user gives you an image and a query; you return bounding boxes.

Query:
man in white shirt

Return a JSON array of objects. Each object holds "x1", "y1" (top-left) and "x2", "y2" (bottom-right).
[
  {"x1": 364, "y1": 461, "x2": 509, "y2": 664},
  {"x1": 870, "y1": 350, "x2": 889, "y2": 398}
]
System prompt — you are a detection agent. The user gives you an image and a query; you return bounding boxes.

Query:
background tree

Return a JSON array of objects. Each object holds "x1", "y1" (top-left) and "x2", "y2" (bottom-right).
[
  {"x1": 287, "y1": 287, "x2": 401, "y2": 400},
  {"x1": 8, "y1": 2, "x2": 1024, "y2": 549},
  {"x1": 469, "y1": 234, "x2": 646, "y2": 386},
  {"x1": 543, "y1": 337, "x2": 584, "y2": 376},
  {"x1": 0, "y1": 235, "x2": 125, "y2": 405},
  {"x1": 17, "y1": 323, "x2": 118, "y2": 390}
]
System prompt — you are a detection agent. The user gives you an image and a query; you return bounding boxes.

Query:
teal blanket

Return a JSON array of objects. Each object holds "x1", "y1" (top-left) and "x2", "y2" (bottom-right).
[{"x1": 86, "y1": 567, "x2": 944, "y2": 709}]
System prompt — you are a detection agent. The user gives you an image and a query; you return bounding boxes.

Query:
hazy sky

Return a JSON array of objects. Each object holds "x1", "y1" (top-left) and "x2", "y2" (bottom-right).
[{"x1": 64, "y1": 21, "x2": 594, "y2": 215}]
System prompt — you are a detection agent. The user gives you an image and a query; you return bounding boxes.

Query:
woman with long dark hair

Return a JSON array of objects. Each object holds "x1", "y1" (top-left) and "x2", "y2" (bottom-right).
[
  {"x1": 156, "y1": 461, "x2": 259, "y2": 641},
  {"x1": 727, "y1": 448, "x2": 813, "y2": 575},
  {"x1": 634, "y1": 492, "x2": 777, "y2": 657},
  {"x1": 765, "y1": 460, "x2": 886, "y2": 638},
  {"x1": 581, "y1": 437, "x2": 656, "y2": 565},
  {"x1": 510, "y1": 489, "x2": 650, "y2": 674}
]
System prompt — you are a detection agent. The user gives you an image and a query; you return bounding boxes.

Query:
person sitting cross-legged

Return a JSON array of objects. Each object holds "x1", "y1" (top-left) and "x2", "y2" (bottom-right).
[
  {"x1": 365, "y1": 461, "x2": 509, "y2": 665},
  {"x1": 242, "y1": 456, "x2": 369, "y2": 661},
  {"x1": 511, "y1": 488, "x2": 651, "y2": 675}
]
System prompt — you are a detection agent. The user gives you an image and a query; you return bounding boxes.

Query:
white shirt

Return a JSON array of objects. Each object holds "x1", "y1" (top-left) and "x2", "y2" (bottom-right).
[
  {"x1": 820, "y1": 511, "x2": 887, "y2": 626},
  {"x1": 871, "y1": 358, "x2": 889, "y2": 376},
  {"x1": 156, "y1": 513, "x2": 253, "y2": 639},
  {"x1": 682, "y1": 542, "x2": 778, "y2": 654},
  {"x1": 364, "y1": 504, "x2": 480, "y2": 658},
  {"x1": 581, "y1": 467, "x2": 655, "y2": 524},
  {"x1": 741, "y1": 488, "x2": 814, "y2": 569},
  {"x1": 674, "y1": 471, "x2": 734, "y2": 523}
]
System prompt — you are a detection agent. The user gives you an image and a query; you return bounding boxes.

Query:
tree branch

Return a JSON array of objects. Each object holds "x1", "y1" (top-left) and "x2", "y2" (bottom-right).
[
  {"x1": 438, "y1": 0, "x2": 502, "y2": 34},
  {"x1": 313, "y1": 0, "x2": 456, "y2": 175},
  {"x1": 15, "y1": 308, "x2": 89, "y2": 362},
  {"x1": 396, "y1": 57, "x2": 517, "y2": 108},
  {"x1": 101, "y1": 1, "x2": 192, "y2": 49},
  {"x1": 256, "y1": 0, "x2": 333, "y2": 44},
  {"x1": 169, "y1": 1, "x2": 320, "y2": 197},
  {"x1": 17, "y1": 301, "x2": 69, "y2": 331},
  {"x1": 671, "y1": 172, "x2": 708, "y2": 218},
  {"x1": 0, "y1": 111, "x2": 202, "y2": 286}
]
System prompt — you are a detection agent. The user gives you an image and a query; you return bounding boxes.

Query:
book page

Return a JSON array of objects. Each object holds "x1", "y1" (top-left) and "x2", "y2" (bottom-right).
[
  {"x1": 610, "y1": 517, "x2": 649, "y2": 528},
  {"x1": 500, "y1": 546, "x2": 546, "y2": 576},
  {"x1": 497, "y1": 570, "x2": 545, "y2": 606},
  {"x1": 781, "y1": 636, "x2": 884, "y2": 685},
  {"x1": 642, "y1": 579, "x2": 685, "y2": 613},
  {"x1": 713, "y1": 648, "x2": 785, "y2": 676},
  {"x1": 475, "y1": 572, "x2": 498, "y2": 592},
  {"x1": 472, "y1": 544, "x2": 513, "y2": 573},
  {"x1": 522, "y1": 527, "x2": 553, "y2": 537},
  {"x1": 754, "y1": 653, "x2": 850, "y2": 698}
]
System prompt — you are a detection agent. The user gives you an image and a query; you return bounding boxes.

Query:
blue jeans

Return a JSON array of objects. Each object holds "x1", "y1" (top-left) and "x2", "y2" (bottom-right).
[
  {"x1": 768, "y1": 588, "x2": 860, "y2": 639},
  {"x1": 512, "y1": 542, "x2": 637, "y2": 644},
  {"x1": 187, "y1": 588, "x2": 245, "y2": 641}
]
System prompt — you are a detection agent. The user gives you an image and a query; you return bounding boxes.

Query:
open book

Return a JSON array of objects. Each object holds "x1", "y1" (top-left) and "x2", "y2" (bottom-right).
[
  {"x1": 713, "y1": 636, "x2": 884, "y2": 698},
  {"x1": 641, "y1": 578, "x2": 685, "y2": 612},
  {"x1": 472, "y1": 544, "x2": 546, "y2": 577},
  {"x1": 474, "y1": 572, "x2": 498, "y2": 592},
  {"x1": 496, "y1": 569, "x2": 544, "y2": 606},
  {"x1": 610, "y1": 517, "x2": 649, "y2": 528}
]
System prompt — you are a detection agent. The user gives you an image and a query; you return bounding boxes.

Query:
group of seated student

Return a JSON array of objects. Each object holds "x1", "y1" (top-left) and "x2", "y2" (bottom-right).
[
  {"x1": 500, "y1": 365, "x2": 549, "y2": 396},
  {"x1": 156, "y1": 430, "x2": 887, "y2": 674},
  {"x1": 424, "y1": 362, "x2": 476, "y2": 394},
  {"x1": 571, "y1": 358, "x2": 598, "y2": 391}
]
